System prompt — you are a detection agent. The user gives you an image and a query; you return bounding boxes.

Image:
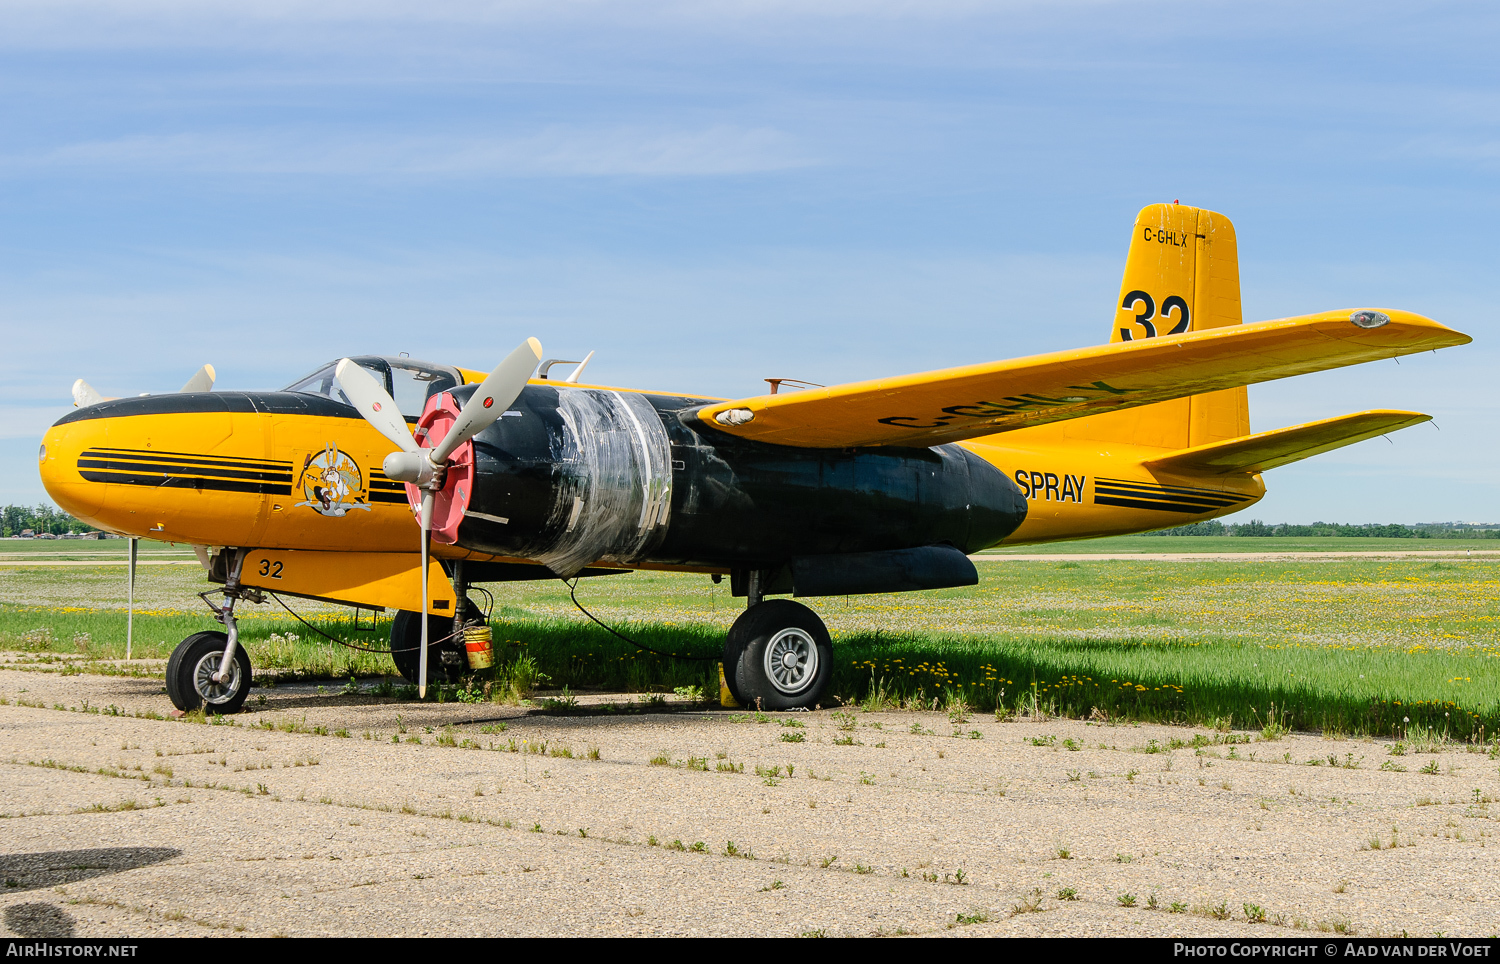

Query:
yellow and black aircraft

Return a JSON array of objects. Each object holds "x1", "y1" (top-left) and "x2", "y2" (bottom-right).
[{"x1": 38, "y1": 203, "x2": 1470, "y2": 713}]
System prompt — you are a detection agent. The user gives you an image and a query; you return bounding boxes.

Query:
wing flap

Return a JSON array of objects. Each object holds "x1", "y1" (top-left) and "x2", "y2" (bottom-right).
[
  {"x1": 1141, "y1": 410, "x2": 1432, "y2": 476},
  {"x1": 694, "y1": 309, "x2": 1467, "y2": 448}
]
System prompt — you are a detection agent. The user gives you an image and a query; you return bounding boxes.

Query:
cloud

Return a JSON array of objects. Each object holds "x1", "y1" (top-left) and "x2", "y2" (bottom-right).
[
  {"x1": 1397, "y1": 135, "x2": 1500, "y2": 166},
  {"x1": 0, "y1": 0, "x2": 1064, "y2": 54},
  {"x1": 8, "y1": 125, "x2": 815, "y2": 178},
  {"x1": 0, "y1": 408, "x2": 66, "y2": 442}
]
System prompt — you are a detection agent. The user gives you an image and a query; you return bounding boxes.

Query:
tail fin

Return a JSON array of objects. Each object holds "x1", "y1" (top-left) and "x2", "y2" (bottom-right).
[{"x1": 1047, "y1": 203, "x2": 1250, "y2": 449}]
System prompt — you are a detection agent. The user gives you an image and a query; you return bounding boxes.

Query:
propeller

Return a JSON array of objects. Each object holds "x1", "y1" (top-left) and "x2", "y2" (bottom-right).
[
  {"x1": 335, "y1": 338, "x2": 543, "y2": 698},
  {"x1": 72, "y1": 380, "x2": 105, "y2": 408},
  {"x1": 179, "y1": 364, "x2": 217, "y2": 394},
  {"x1": 71, "y1": 364, "x2": 217, "y2": 407}
]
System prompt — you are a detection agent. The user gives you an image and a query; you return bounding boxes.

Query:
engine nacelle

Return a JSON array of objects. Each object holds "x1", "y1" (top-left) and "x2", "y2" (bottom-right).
[{"x1": 442, "y1": 383, "x2": 1027, "y2": 577}]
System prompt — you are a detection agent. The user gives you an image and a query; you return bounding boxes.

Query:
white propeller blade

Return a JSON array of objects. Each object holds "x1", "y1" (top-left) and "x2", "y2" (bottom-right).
[
  {"x1": 418, "y1": 490, "x2": 434, "y2": 699},
  {"x1": 430, "y1": 338, "x2": 543, "y2": 464},
  {"x1": 179, "y1": 364, "x2": 216, "y2": 394},
  {"x1": 335, "y1": 359, "x2": 421, "y2": 455},
  {"x1": 72, "y1": 379, "x2": 105, "y2": 408},
  {"x1": 563, "y1": 350, "x2": 595, "y2": 384},
  {"x1": 71, "y1": 363, "x2": 215, "y2": 408}
]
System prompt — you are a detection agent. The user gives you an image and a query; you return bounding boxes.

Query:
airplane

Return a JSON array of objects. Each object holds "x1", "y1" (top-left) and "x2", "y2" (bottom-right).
[{"x1": 37, "y1": 202, "x2": 1471, "y2": 714}]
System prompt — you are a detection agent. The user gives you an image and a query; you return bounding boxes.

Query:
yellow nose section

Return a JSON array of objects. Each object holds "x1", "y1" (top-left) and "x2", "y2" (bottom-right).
[
  {"x1": 38, "y1": 407, "x2": 256, "y2": 543},
  {"x1": 41, "y1": 397, "x2": 421, "y2": 551},
  {"x1": 39, "y1": 420, "x2": 106, "y2": 528}
]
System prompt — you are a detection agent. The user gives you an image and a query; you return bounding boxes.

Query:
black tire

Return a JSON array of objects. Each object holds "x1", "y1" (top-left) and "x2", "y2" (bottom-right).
[
  {"x1": 389, "y1": 610, "x2": 469, "y2": 685},
  {"x1": 165, "y1": 631, "x2": 252, "y2": 714},
  {"x1": 722, "y1": 619, "x2": 748, "y2": 708},
  {"x1": 725, "y1": 600, "x2": 832, "y2": 711}
]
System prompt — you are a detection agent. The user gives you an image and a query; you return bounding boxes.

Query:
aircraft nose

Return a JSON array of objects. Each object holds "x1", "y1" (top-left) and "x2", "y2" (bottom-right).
[{"x1": 39, "y1": 420, "x2": 106, "y2": 525}]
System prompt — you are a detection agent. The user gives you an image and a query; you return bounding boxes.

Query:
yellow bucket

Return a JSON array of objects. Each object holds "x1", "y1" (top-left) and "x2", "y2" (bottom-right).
[
  {"x1": 718, "y1": 662, "x2": 740, "y2": 709},
  {"x1": 463, "y1": 625, "x2": 494, "y2": 671}
]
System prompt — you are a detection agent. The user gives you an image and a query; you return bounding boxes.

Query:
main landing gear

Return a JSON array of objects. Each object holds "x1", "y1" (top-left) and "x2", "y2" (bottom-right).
[
  {"x1": 391, "y1": 561, "x2": 487, "y2": 686},
  {"x1": 723, "y1": 570, "x2": 833, "y2": 711},
  {"x1": 389, "y1": 608, "x2": 473, "y2": 686},
  {"x1": 167, "y1": 549, "x2": 258, "y2": 714}
]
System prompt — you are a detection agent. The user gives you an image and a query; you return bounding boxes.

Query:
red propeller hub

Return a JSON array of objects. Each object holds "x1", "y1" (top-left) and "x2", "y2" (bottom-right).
[{"x1": 408, "y1": 391, "x2": 475, "y2": 545}]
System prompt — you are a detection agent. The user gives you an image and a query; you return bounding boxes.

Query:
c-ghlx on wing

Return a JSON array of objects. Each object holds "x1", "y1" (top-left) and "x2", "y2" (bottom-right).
[{"x1": 693, "y1": 309, "x2": 1468, "y2": 449}]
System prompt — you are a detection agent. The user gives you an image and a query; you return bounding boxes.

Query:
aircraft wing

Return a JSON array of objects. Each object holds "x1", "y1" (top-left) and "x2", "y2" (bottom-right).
[
  {"x1": 1141, "y1": 410, "x2": 1432, "y2": 476},
  {"x1": 693, "y1": 309, "x2": 1468, "y2": 448}
]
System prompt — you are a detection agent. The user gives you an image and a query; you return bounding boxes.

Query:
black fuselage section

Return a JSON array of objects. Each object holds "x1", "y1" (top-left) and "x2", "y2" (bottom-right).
[{"x1": 456, "y1": 383, "x2": 1026, "y2": 572}]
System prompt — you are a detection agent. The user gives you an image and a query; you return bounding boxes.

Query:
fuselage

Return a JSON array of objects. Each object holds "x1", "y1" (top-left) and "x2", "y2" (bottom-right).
[{"x1": 37, "y1": 360, "x2": 1263, "y2": 574}]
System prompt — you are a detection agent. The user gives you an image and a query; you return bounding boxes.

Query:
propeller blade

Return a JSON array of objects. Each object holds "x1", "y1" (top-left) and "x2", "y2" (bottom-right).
[
  {"x1": 72, "y1": 379, "x2": 105, "y2": 408},
  {"x1": 418, "y1": 490, "x2": 434, "y2": 699},
  {"x1": 562, "y1": 350, "x2": 595, "y2": 384},
  {"x1": 429, "y1": 337, "x2": 542, "y2": 464},
  {"x1": 179, "y1": 364, "x2": 216, "y2": 394},
  {"x1": 335, "y1": 359, "x2": 421, "y2": 455}
]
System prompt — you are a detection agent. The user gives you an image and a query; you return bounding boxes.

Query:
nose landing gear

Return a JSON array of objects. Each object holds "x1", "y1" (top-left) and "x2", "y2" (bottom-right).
[
  {"x1": 167, "y1": 549, "x2": 257, "y2": 714},
  {"x1": 166, "y1": 630, "x2": 253, "y2": 714}
]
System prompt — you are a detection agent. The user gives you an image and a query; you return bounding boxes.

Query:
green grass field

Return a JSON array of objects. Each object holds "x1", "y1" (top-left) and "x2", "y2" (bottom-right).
[{"x1": 2, "y1": 552, "x2": 1497, "y2": 739}]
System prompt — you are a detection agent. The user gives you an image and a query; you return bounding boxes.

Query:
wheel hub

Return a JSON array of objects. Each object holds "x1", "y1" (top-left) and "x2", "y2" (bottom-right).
[
  {"x1": 191, "y1": 651, "x2": 242, "y2": 705},
  {"x1": 764, "y1": 628, "x2": 818, "y2": 696}
]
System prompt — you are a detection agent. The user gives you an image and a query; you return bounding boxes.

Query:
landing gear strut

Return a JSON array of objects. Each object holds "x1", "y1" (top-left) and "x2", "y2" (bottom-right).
[
  {"x1": 389, "y1": 610, "x2": 470, "y2": 685},
  {"x1": 724, "y1": 569, "x2": 832, "y2": 711},
  {"x1": 167, "y1": 549, "x2": 258, "y2": 714},
  {"x1": 389, "y1": 560, "x2": 487, "y2": 685}
]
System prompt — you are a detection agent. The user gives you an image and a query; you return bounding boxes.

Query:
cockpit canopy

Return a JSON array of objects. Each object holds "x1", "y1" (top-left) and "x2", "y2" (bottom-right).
[{"x1": 283, "y1": 356, "x2": 462, "y2": 422}]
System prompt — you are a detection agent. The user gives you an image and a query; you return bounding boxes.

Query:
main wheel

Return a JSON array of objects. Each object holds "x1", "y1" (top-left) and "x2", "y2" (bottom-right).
[
  {"x1": 165, "y1": 631, "x2": 252, "y2": 714},
  {"x1": 389, "y1": 610, "x2": 469, "y2": 685},
  {"x1": 725, "y1": 600, "x2": 832, "y2": 711}
]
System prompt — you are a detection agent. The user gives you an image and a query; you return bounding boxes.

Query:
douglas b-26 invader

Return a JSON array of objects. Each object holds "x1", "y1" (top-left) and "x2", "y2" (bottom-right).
[{"x1": 39, "y1": 203, "x2": 1470, "y2": 713}]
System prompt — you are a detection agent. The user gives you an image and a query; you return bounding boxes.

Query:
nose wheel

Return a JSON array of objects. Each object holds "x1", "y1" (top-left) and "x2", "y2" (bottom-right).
[
  {"x1": 166, "y1": 631, "x2": 253, "y2": 714},
  {"x1": 724, "y1": 599, "x2": 832, "y2": 711}
]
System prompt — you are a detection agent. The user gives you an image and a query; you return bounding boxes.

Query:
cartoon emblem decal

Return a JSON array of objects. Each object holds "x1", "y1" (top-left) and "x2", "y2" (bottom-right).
[{"x1": 296, "y1": 444, "x2": 371, "y2": 517}]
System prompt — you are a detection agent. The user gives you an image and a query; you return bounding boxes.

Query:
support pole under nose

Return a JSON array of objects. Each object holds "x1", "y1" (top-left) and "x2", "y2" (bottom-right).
[{"x1": 126, "y1": 537, "x2": 138, "y2": 660}]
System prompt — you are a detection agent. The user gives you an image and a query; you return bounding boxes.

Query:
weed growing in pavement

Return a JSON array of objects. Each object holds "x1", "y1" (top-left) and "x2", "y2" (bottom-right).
[{"x1": 1010, "y1": 888, "x2": 1043, "y2": 915}]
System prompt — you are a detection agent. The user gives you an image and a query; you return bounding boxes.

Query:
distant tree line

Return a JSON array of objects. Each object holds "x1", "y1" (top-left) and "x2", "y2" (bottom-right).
[
  {"x1": 5, "y1": 500, "x2": 1495, "y2": 541},
  {"x1": 1148, "y1": 520, "x2": 1500, "y2": 539},
  {"x1": 2, "y1": 504, "x2": 99, "y2": 537}
]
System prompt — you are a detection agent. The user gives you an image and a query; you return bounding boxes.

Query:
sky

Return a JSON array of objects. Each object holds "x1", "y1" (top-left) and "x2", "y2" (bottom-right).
[{"x1": 2, "y1": 0, "x2": 1496, "y2": 523}]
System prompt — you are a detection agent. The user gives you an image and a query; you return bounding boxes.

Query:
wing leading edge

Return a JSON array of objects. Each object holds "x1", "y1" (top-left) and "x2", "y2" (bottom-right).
[{"x1": 693, "y1": 309, "x2": 1468, "y2": 449}]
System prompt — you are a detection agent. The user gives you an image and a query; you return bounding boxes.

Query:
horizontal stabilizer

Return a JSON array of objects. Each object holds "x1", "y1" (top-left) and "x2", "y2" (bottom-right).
[
  {"x1": 1142, "y1": 410, "x2": 1431, "y2": 476},
  {"x1": 694, "y1": 309, "x2": 1467, "y2": 449}
]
